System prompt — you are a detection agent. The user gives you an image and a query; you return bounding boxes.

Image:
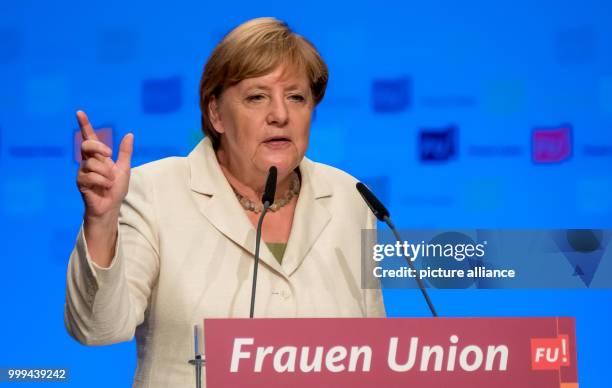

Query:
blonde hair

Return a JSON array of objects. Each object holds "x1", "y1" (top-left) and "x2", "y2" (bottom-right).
[{"x1": 199, "y1": 17, "x2": 328, "y2": 148}]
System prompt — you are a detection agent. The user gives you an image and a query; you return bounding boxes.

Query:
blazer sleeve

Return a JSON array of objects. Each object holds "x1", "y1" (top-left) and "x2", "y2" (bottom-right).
[
  {"x1": 363, "y1": 209, "x2": 386, "y2": 318},
  {"x1": 64, "y1": 169, "x2": 160, "y2": 345}
]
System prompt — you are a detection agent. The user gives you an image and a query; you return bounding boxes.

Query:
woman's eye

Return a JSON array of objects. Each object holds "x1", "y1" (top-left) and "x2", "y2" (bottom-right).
[
  {"x1": 246, "y1": 94, "x2": 264, "y2": 102},
  {"x1": 289, "y1": 94, "x2": 305, "y2": 102}
]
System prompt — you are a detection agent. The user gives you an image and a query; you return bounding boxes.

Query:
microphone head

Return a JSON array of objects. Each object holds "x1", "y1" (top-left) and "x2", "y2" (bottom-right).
[
  {"x1": 356, "y1": 182, "x2": 390, "y2": 221},
  {"x1": 261, "y1": 166, "x2": 278, "y2": 205}
]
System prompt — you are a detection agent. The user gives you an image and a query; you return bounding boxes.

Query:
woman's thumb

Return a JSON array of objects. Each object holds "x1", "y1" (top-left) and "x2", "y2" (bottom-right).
[{"x1": 116, "y1": 133, "x2": 134, "y2": 170}]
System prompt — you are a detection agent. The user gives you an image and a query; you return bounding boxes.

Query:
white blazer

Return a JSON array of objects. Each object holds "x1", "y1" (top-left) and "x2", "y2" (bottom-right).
[{"x1": 64, "y1": 137, "x2": 385, "y2": 387}]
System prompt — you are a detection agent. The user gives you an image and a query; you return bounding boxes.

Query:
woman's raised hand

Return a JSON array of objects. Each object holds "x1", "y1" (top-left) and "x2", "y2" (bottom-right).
[
  {"x1": 76, "y1": 110, "x2": 133, "y2": 267},
  {"x1": 76, "y1": 110, "x2": 133, "y2": 221}
]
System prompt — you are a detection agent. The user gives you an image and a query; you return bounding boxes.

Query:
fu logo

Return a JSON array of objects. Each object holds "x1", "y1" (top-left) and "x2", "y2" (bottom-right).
[
  {"x1": 532, "y1": 125, "x2": 572, "y2": 163},
  {"x1": 419, "y1": 125, "x2": 458, "y2": 162}
]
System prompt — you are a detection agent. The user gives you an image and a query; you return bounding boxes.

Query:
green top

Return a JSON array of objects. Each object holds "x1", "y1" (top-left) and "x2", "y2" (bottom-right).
[{"x1": 265, "y1": 242, "x2": 287, "y2": 264}]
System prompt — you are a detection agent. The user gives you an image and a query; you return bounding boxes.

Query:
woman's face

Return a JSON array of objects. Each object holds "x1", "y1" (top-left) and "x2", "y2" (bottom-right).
[{"x1": 209, "y1": 66, "x2": 314, "y2": 180}]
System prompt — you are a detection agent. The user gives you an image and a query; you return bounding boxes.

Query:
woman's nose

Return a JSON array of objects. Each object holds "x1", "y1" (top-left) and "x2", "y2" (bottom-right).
[{"x1": 266, "y1": 97, "x2": 289, "y2": 126}]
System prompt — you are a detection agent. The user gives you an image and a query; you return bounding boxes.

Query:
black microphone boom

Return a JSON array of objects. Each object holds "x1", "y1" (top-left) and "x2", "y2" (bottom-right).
[
  {"x1": 250, "y1": 166, "x2": 277, "y2": 318},
  {"x1": 356, "y1": 182, "x2": 438, "y2": 317},
  {"x1": 356, "y1": 182, "x2": 389, "y2": 221},
  {"x1": 261, "y1": 166, "x2": 277, "y2": 205}
]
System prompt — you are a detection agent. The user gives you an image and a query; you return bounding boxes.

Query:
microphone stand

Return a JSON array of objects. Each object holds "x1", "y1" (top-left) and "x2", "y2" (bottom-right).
[
  {"x1": 250, "y1": 166, "x2": 277, "y2": 318},
  {"x1": 250, "y1": 202, "x2": 271, "y2": 318},
  {"x1": 381, "y1": 216, "x2": 438, "y2": 317},
  {"x1": 356, "y1": 182, "x2": 438, "y2": 317},
  {"x1": 188, "y1": 356, "x2": 205, "y2": 388},
  {"x1": 188, "y1": 325, "x2": 205, "y2": 388}
]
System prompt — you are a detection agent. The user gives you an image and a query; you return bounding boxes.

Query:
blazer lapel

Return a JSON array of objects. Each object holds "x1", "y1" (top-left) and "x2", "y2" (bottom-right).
[
  {"x1": 187, "y1": 138, "x2": 284, "y2": 276},
  {"x1": 282, "y1": 157, "x2": 332, "y2": 277}
]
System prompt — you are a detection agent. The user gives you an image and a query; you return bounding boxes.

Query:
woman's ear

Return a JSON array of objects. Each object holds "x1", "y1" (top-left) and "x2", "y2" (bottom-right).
[{"x1": 208, "y1": 96, "x2": 225, "y2": 134}]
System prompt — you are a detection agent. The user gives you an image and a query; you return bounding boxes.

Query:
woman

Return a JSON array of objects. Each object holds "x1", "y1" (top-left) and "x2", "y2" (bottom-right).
[{"x1": 65, "y1": 17, "x2": 385, "y2": 387}]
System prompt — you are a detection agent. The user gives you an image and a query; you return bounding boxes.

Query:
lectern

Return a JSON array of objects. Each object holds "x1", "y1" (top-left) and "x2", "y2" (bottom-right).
[{"x1": 193, "y1": 317, "x2": 578, "y2": 387}]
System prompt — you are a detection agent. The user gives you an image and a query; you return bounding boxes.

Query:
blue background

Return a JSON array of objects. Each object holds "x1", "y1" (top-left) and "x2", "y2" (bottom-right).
[{"x1": 1, "y1": 0, "x2": 611, "y2": 386}]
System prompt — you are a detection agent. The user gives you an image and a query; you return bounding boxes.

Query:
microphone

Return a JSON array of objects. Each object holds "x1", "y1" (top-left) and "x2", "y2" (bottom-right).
[
  {"x1": 356, "y1": 182, "x2": 389, "y2": 221},
  {"x1": 356, "y1": 182, "x2": 438, "y2": 317},
  {"x1": 250, "y1": 166, "x2": 277, "y2": 318},
  {"x1": 261, "y1": 166, "x2": 277, "y2": 205}
]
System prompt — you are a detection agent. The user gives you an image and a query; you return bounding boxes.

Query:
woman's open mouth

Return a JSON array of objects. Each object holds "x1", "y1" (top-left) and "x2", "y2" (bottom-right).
[{"x1": 262, "y1": 136, "x2": 292, "y2": 149}]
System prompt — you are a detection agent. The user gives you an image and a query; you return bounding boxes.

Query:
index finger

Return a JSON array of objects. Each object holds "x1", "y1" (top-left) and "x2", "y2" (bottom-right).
[{"x1": 76, "y1": 110, "x2": 99, "y2": 142}]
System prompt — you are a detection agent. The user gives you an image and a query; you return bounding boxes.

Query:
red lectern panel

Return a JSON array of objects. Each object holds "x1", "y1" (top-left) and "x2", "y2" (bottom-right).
[{"x1": 204, "y1": 317, "x2": 578, "y2": 388}]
